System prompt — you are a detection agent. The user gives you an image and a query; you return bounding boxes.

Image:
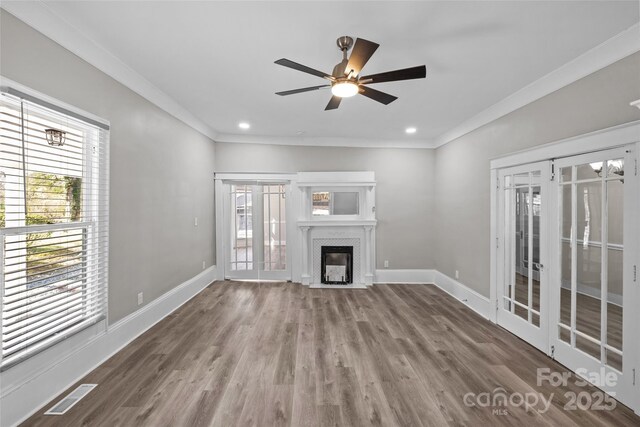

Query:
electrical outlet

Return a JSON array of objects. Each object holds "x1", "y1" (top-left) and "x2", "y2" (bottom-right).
[
  {"x1": 194, "y1": 217, "x2": 198, "y2": 226},
  {"x1": 384, "y1": 260, "x2": 389, "y2": 268},
  {"x1": 202, "y1": 261, "x2": 206, "y2": 270},
  {"x1": 455, "y1": 270, "x2": 459, "y2": 280},
  {"x1": 137, "y1": 292, "x2": 143, "y2": 306}
]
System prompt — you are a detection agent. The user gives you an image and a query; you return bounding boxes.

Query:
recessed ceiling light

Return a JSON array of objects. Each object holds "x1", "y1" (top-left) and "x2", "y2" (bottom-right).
[
  {"x1": 405, "y1": 127, "x2": 417, "y2": 134},
  {"x1": 238, "y1": 122, "x2": 250, "y2": 130}
]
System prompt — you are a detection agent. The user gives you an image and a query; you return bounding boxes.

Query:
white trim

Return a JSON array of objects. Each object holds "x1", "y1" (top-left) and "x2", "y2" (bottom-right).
[
  {"x1": 435, "y1": 23, "x2": 640, "y2": 148},
  {"x1": 631, "y1": 99, "x2": 640, "y2": 109},
  {"x1": 433, "y1": 271, "x2": 491, "y2": 319},
  {"x1": 374, "y1": 269, "x2": 436, "y2": 285},
  {"x1": 1, "y1": 1, "x2": 217, "y2": 140},
  {"x1": 214, "y1": 172, "x2": 297, "y2": 182},
  {"x1": 0, "y1": 265, "x2": 217, "y2": 427},
  {"x1": 490, "y1": 121, "x2": 640, "y2": 170},
  {"x1": 0, "y1": 76, "x2": 110, "y2": 128},
  {"x1": 297, "y1": 171, "x2": 375, "y2": 185},
  {"x1": 214, "y1": 133, "x2": 434, "y2": 149},
  {"x1": 489, "y1": 168, "x2": 499, "y2": 323},
  {"x1": 493, "y1": 161, "x2": 552, "y2": 353},
  {"x1": 298, "y1": 220, "x2": 377, "y2": 228},
  {"x1": 374, "y1": 269, "x2": 491, "y2": 319}
]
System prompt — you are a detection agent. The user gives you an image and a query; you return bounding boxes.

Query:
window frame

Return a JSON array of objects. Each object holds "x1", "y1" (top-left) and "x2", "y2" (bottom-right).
[{"x1": 0, "y1": 81, "x2": 110, "y2": 370}]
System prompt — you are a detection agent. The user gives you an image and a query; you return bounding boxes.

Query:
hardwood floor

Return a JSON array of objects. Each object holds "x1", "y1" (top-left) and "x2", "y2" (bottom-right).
[{"x1": 22, "y1": 281, "x2": 639, "y2": 426}]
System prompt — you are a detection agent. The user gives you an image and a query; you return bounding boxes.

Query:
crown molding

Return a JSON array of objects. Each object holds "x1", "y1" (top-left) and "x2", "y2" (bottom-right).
[
  {"x1": 1, "y1": 2, "x2": 217, "y2": 140},
  {"x1": 434, "y1": 22, "x2": 640, "y2": 148},
  {"x1": 214, "y1": 133, "x2": 436, "y2": 149}
]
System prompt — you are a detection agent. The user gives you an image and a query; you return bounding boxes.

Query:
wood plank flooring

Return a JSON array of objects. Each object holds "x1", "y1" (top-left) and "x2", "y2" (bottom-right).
[{"x1": 21, "y1": 281, "x2": 640, "y2": 426}]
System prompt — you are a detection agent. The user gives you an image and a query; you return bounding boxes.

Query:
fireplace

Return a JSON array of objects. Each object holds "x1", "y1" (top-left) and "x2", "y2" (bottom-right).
[
  {"x1": 297, "y1": 171, "x2": 376, "y2": 288},
  {"x1": 321, "y1": 246, "x2": 353, "y2": 285}
]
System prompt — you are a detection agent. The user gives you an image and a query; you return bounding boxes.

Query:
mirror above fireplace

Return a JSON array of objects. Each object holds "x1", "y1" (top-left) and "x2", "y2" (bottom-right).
[{"x1": 312, "y1": 191, "x2": 359, "y2": 216}]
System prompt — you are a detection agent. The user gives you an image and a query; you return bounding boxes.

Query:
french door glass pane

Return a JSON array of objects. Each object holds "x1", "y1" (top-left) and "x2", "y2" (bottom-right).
[
  {"x1": 576, "y1": 334, "x2": 600, "y2": 360},
  {"x1": 560, "y1": 182, "x2": 572, "y2": 327},
  {"x1": 607, "y1": 177, "x2": 623, "y2": 357},
  {"x1": 263, "y1": 185, "x2": 286, "y2": 271},
  {"x1": 575, "y1": 181, "x2": 601, "y2": 341},
  {"x1": 576, "y1": 162, "x2": 598, "y2": 180},
  {"x1": 503, "y1": 171, "x2": 541, "y2": 326},
  {"x1": 532, "y1": 187, "x2": 541, "y2": 316},
  {"x1": 514, "y1": 187, "x2": 528, "y2": 309},
  {"x1": 230, "y1": 185, "x2": 253, "y2": 271},
  {"x1": 575, "y1": 245, "x2": 601, "y2": 339},
  {"x1": 557, "y1": 154, "x2": 625, "y2": 371}
]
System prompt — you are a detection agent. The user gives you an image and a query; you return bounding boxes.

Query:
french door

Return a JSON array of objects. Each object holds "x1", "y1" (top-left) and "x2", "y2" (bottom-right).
[
  {"x1": 550, "y1": 147, "x2": 637, "y2": 408},
  {"x1": 497, "y1": 161, "x2": 550, "y2": 352},
  {"x1": 223, "y1": 182, "x2": 290, "y2": 280}
]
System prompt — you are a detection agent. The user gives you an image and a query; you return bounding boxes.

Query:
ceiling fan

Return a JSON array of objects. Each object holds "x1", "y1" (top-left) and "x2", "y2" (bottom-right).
[{"x1": 275, "y1": 36, "x2": 426, "y2": 110}]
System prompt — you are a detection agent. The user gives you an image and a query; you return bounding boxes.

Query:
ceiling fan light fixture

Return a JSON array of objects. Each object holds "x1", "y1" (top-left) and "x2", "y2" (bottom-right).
[
  {"x1": 274, "y1": 36, "x2": 426, "y2": 110},
  {"x1": 331, "y1": 81, "x2": 359, "y2": 98}
]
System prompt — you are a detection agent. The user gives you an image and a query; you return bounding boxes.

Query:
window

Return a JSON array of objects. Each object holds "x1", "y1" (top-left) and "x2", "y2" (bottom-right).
[{"x1": 0, "y1": 90, "x2": 109, "y2": 369}]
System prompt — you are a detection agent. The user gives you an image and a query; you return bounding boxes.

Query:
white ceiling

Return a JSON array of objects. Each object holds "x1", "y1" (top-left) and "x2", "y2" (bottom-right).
[{"x1": 6, "y1": 1, "x2": 640, "y2": 147}]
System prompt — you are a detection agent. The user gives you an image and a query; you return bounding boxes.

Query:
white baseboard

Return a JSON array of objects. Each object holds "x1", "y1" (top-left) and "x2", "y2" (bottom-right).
[
  {"x1": 0, "y1": 265, "x2": 217, "y2": 427},
  {"x1": 374, "y1": 269, "x2": 490, "y2": 319},
  {"x1": 432, "y1": 271, "x2": 491, "y2": 319},
  {"x1": 374, "y1": 269, "x2": 436, "y2": 284}
]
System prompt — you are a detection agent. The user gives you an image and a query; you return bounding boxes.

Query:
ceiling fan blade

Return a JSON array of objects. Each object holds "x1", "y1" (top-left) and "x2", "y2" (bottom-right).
[
  {"x1": 276, "y1": 85, "x2": 330, "y2": 96},
  {"x1": 359, "y1": 86, "x2": 397, "y2": 105},
  {"x1": 360, "y1": 65, "x2": 426, "y2": 84},
  {"x1": 345, "y1": 38, "x2": 379, "y2": 77},
  {"x1": 274, "y1": 58, "x2": 332, "y2": 80},
  {"x1": 325, "y1": 96, "x2": 342, "y2": 110}
]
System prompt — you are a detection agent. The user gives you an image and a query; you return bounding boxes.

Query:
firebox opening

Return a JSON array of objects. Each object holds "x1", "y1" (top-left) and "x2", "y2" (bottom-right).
[{"x1": 321, "y1": 246, "x2": 353, "y2": 285}]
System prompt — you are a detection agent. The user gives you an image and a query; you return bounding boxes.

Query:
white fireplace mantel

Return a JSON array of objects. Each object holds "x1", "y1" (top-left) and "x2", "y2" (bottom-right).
[
  {"x1": 295, "y1": 172, "x2": 376, "y2": 288},
  {"x1": 297, "y1": 219, "x2": 377, "y2": 228}
]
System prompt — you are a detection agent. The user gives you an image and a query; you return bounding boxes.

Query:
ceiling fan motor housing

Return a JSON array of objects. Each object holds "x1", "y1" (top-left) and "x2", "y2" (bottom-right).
[
  {"x1": 332, "y1": 59, "x2": 349, "y2": 78},
  {"x1": 334, "y1": 36, "x2": 354, "y2": 77},
  {"x1": 336, "y1": 36, "x2": 354, "y2": 52}
]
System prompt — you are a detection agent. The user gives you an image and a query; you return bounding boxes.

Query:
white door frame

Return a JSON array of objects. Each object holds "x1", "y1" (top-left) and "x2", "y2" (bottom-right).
[
  {"x1": 495, "y1": 160, "x2": 550, "y2": 353},
  {"x1": 490, "y1": 121, "x2": 640, "y2": 414},
  {"x1": 214, "y1": 173, "x2": 298, "y2": 281},
  {"x1": 549, "y1": 146, "x2": 637, "y2": 410}
]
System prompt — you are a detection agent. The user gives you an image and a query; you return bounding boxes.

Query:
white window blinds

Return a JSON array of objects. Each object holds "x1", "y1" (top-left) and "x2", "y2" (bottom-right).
[{"x1": 0, "y1": 91, "x2": 109, "y2": 369}]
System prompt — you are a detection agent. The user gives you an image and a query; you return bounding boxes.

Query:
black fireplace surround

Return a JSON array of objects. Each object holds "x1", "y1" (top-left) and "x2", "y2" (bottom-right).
[{"x1": 321, "y1": 246, "x2": 353, "y2": 285}]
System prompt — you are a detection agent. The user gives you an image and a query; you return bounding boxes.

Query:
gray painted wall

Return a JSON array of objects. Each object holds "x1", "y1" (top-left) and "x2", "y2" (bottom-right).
[
  {"x1": 1, "y1": 11, "x2": 217, "y2": 323},
  {"x1": 215, "y1": 143, "x2": 436, "y2": 269},
  {"x1": 434, "y1": 52, "x2": 640, "y2": 297},
  {"x1": 3, "y1": 8, "x2": 638, "y2": 308}
]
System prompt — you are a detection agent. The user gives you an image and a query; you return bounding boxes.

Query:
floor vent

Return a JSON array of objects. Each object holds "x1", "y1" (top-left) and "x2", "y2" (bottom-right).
[{"x1": 44, "y1": 384, "x2": 97, "y2": 415}]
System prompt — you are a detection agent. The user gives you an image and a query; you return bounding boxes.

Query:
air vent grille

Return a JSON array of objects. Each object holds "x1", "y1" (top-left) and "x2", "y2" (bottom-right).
[{"x1": 44, "y1": 384, "x2": 97, "y2": 415}]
